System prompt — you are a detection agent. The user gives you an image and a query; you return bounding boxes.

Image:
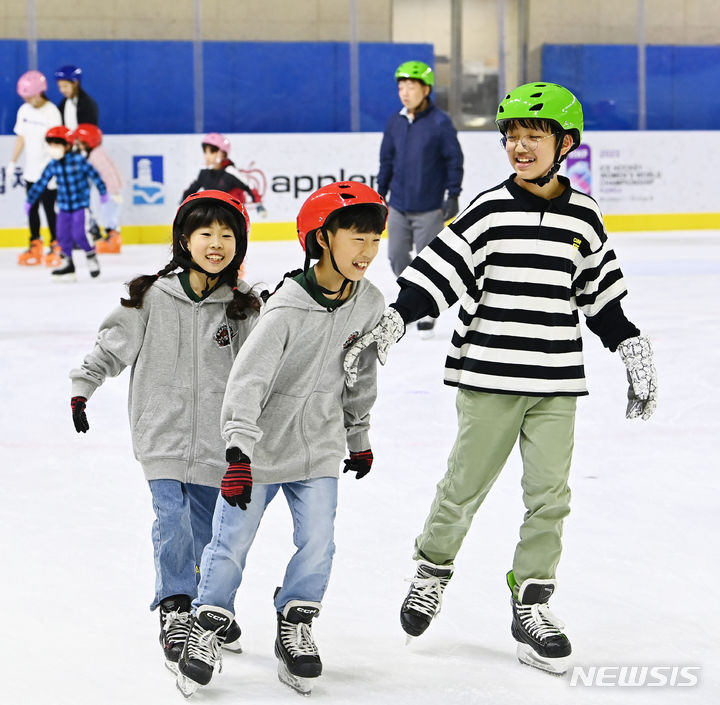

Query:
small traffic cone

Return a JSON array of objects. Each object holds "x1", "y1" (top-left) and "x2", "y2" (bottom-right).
[{"x1": 18, "y1": 239, "x2": 44, "y2": 266}]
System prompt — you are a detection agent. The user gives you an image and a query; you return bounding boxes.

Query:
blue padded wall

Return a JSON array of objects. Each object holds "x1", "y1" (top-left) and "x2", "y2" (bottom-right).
[
  {"x1": 1, "y1": 40, "x2": 433, "y2": 135},
  {"x1": 543, "y1": 44, "x2": 720, "y2": 130}
]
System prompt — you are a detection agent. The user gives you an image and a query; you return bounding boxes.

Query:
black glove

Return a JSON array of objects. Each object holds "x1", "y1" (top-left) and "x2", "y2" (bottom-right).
[
  {"x1": 71, "y1": 396, "x2": 89, "y2": 433},
  {"x1": 441, "y1": 196, "x2": 459, "y2": 220},
  {"x1": 343, "y1": 449, "x2": 373, "y2": 480},
  {"x1": 221, "y1": 447, "x2": 253, "y2": 509}
]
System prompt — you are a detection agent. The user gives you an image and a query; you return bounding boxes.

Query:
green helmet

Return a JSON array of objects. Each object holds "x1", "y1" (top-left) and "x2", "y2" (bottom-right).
[
  {"x1": 496, "y1": 82, "x2": 583, "y2": 149},
  {"x1": 395, "y1": 60, "x2": 434, "y2": 88}
]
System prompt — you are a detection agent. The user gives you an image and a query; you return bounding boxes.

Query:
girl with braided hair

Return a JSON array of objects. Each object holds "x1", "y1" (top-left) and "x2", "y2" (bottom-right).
[{"x1": 69, "y1": 190, "x2": 261, "y2": 673}]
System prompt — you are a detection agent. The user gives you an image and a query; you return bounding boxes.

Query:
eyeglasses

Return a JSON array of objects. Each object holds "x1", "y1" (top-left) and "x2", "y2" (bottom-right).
[{"x1": 501, "y1": 134, "x2": 555, "y2": 152}]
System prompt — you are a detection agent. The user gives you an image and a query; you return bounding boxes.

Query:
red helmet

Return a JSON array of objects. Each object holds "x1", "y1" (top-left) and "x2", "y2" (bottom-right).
[
  {"x1": 296, "y1": 181, "x2": 388, "y2": 256},
  {"x1": 173, "y1": 190, "x2": 250, "y2": 266},
  {"x1": 74, "y1": 123, "x2": 102, "y2": 149},
  {"x1": 45, "y1": 126, "x2": 75, "y2": 144}
]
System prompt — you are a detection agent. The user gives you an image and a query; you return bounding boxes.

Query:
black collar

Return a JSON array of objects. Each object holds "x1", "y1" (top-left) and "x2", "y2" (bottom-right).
[{"x1": 505, "y1": 174, "x2": 573, "y2": 212}]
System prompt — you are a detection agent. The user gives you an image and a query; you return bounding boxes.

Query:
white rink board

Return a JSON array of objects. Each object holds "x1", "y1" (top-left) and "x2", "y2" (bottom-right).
[{"x1": 0, "y1": 131, "x2": 716, "y2": 230}]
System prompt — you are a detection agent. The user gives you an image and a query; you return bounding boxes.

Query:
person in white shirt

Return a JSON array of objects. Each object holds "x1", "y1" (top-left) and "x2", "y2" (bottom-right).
[{"x1": 9, "y1": 71, "x2": 62, "y2": 266}]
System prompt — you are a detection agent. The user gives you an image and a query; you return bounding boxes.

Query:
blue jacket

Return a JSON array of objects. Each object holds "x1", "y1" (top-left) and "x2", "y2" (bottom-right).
[
  {"x1": 377, "y1": 101, "x2": 464, "y2": 213},
  {"x1": 28, "y1": 150, "x2": 106, "y2": 211}
]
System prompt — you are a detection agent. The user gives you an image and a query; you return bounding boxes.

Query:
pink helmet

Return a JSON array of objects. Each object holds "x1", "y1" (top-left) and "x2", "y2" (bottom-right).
[
  {"x1": 202, "y1": 132, "x2": 231, "y2": 156},
  {"x1": 17, "y1": 70, "x2": 48, "y2": 99}
]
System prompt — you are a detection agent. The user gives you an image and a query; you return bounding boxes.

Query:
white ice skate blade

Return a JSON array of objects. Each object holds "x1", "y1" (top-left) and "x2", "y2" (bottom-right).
[
  {"x1": 278, "y1": 659, "x2": 314, "y2": 696},
  {"x1": 516, "y1": 643, "x2": 568, "y2": 676},
  {"x1": 164, "y1": 659, "x2": 179, "y2": 675},
  {"x1": 176, "y1": 673, "x2": 199, "y2": 698},
  {"x1": 222, "y1": 637, "x2": 243, "y2": 653},
  {"x1": 51, "y1": 274, "x2": 77, "y2": 282},
  {"x1": 417, "y1": 329, "x2": 434, "y2": 340}
]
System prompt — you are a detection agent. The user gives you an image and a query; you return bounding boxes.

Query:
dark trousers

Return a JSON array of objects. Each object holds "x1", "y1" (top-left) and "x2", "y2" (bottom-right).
[{"x1": 25, "y1": 182, "x2": 57, "y2": 243}]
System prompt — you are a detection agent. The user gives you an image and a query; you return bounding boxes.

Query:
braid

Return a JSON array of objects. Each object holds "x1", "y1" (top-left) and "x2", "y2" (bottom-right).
[
  {"x1": 120, "y1": 259, "x2": 179, "y2": 309},
  {"x1": 226, "y1": 267, "x2": 262, "y2": 319}
]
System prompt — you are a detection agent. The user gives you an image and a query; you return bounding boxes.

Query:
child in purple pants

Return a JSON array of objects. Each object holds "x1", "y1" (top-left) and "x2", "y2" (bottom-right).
[{"x1": 26, "y1": 125, "x2": 107, "y2": 281}]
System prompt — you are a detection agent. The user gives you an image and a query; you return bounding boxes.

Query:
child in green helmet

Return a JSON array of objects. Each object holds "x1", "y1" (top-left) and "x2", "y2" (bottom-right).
[{"x1": 344, "y1": 82, "x2": 657, "y2": 675}]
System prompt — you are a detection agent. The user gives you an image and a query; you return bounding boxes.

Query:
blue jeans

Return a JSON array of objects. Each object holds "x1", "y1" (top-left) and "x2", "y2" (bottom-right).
[
  {"x1": 194, "y1": 478, "x2": 338, "y2": 615},
  {"x1": 148, "y1": 480, "x2": 219, "y2": 610}
]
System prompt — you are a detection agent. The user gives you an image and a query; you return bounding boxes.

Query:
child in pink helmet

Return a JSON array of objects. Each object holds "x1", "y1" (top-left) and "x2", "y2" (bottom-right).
[
  {"x1": 182, "y1": 133, "x2": 265, "y2": 217},
  {"x1": 9, "y1": 71, "x2": 62, "y2": 266}
]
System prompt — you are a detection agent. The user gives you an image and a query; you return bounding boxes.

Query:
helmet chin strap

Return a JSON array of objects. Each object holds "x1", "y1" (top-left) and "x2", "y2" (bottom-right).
[
  {"x1": 522, "y1": 132, "x2": 566, "y2": 187},
  {"x1": 314, "y1": 228, "x2": 352, "y2": 300}
]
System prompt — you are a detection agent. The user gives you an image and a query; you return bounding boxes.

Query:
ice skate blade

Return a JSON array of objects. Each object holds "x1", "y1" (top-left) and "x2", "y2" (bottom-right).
[
  {"x1": 417, "y1": 329, "x2": 434, "y2": 340},
  {"x1": 164, "y1": 659, "x2": 179, "y2": 675},
  {"x1": 516, "y1": 643, "x2": 568, "y2": 676},
  {"x1": 176, "y1": 673, "x2": 199, "y2": 698},
  {"x1": 51, "y1": 274, "x2": 77, "y2": 283},
  {"x1": 222, "y1": 638, "x2": 243, "y2": 653},
  {"x1": 278, "y1": 659, "x2": 314, "y2": 696},
  {"x1": 405, "y1": 634, "x2": 415, "y2": 646}
]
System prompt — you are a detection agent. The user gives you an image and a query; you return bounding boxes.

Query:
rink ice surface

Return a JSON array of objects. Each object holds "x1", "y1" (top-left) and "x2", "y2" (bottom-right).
[{"x1": 1, "y1": 230, "x2": 719, "y2": 705}]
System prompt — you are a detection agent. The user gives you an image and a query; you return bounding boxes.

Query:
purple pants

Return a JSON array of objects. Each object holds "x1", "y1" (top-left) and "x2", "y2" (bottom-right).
[{"x1": 57, "y1": 209, "x2": 93, "y2": 257}]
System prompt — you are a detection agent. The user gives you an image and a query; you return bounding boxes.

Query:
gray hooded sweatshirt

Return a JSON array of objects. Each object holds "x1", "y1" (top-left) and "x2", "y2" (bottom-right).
[
  {"x1": 70, "y1": 274, "x2": 258, "y2": 486},
  {"x1": 221, "y1": 276, "x2": 384, "y2": 484}
]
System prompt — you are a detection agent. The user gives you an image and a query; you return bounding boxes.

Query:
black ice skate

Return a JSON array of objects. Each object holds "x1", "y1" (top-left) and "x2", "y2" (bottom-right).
[
  {"x1": 400, "y1": 559, "x2": 453, "y2": 639},
  {"x1": 86, "y1": 250, "x2": 100, "y2": 278},
  {"x1": 51, "y1": 255, "x2": 76, "y2": 281},
  {"x1": 416, "y1": 316, "x2": 435, "y2": 339},
  {"x1": 275, "y1": 599, "x2": 322, "y2": 695},
  {"x1": 176, "y1": 605, "x2": 233, "y2": 698},
  {"x1": 159, "y1": 594, "x2": 192, "y2": 674},
  {"x1": 508, "y1": 571, "x2": 571, "y2": 676},
  {"x1": 222, "y1": 619, "x2": 243, "y2": 653}
]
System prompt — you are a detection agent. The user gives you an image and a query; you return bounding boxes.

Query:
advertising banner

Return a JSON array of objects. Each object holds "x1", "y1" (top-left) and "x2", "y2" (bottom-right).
[{"x1": 1, "y1": 131, "x2": 717, "y2": 245}]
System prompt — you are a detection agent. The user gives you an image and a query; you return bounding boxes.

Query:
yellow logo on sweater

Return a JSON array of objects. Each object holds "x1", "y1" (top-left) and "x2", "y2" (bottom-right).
[{"x1": 572, "y1": 237, "x2": 582, "y2": 249}]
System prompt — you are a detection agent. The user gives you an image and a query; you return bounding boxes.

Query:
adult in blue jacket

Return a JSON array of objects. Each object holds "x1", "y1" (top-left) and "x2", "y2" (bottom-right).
[{"x1": 377, "y1": 61, "x2": 464, "y2": 337}]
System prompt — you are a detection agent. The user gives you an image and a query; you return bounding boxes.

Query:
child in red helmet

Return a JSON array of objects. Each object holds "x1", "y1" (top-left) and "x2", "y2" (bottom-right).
[
  {"x1": 26, "y1": 125, "x2": 107, "y2": 280},
  {"x1": 74, "y1": 123, "x2": 124, "y2": 254},
  {"x1": 175, "y1": 182, "x2": 387, "y2": 698},
  {"x1": 69, "y1": 190, "x2": 262, "y2": 674}
]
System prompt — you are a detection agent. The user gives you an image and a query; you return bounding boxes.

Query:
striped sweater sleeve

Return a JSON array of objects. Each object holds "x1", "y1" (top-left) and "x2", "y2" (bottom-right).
[{"x1": 397, "y1": 223, "x2": 476, "y2": 316}]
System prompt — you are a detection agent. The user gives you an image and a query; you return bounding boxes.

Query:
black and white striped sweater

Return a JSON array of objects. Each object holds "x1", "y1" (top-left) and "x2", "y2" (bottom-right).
[{"x1": 396, "y1": 176, "x2": 639, "y2": 396}]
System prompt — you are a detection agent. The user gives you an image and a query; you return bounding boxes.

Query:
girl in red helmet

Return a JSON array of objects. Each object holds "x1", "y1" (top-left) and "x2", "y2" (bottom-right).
[
  {"x1": 175, "y1": 182, "x2": 387, "y2": 698},
  {"x1": 25, "y1": 125, "x2": 107, "y2": 280},
  {"x1": 69, "y1": 190, "x2": 262, "y2": 674},
  {"x1": 74, "y1": 123, "x2": 124, "y2": 254},
  {"x1": 10, "y1": 71, "x2": 62, "y2": 266}
]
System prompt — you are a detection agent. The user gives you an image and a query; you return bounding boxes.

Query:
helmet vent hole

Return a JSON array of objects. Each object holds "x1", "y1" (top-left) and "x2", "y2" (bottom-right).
[
  {"x1": 530, "y1": 92, "x2": 542, "y2": 98},
  {"x1": 535, "y1": 83, "x2": 547, "y2": 87},
  {"x1": 340, "y1": 193, "x2": 356, "y2": 200},
  {"x1": 529, "y1": 103, "x2": 544, "y2": 111},
  {"x1": 498, "y1": 106, "x2": 504, "y2": 113}
]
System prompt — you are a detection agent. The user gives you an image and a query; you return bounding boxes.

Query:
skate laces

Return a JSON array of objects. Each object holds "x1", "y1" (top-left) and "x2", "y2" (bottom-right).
[
  {"x1": 186, "y1": 620, "x2": 226, "y2": 672},
  {"x1": 404, "y1": 568, "x2": 451, "y2": 618},
  {"x1": 517, "y1": 602, "x2": 565, "y2": 640},
  {"x1": 163, "y1": 608, "x2": 192, "y2": 646},
  {"x1": 280, "y1": 619, "x2": 318, "y2": 658}
]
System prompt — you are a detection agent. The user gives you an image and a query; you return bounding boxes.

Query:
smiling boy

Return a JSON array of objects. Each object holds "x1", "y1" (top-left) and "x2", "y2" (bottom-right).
[
  {"x1": 176, "y1": 181, "x2": 388, "y2": 697},
  {"x1": 344, "y1": 83, "x2": 657, "y2": 674}
]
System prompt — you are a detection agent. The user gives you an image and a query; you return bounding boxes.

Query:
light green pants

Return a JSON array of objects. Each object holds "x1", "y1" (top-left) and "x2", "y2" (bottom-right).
[{"x1": 414, "y1": 389, "x2": 576, "y2": 585}]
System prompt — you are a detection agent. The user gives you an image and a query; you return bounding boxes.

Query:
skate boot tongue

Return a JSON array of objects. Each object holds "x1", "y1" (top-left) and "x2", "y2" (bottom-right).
[
  {"x1": 285, "y1": 605, "x2": 320, "y2": 624},
  {"x1": 161, "y1": 595, "x2": 192, "y2": 613},
  {"x1": 517, "y1": 579, "x2": 555, "y2": 605},
  {"x1": 197, "y1": 607, "x2": 232, "y2": 631}
]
